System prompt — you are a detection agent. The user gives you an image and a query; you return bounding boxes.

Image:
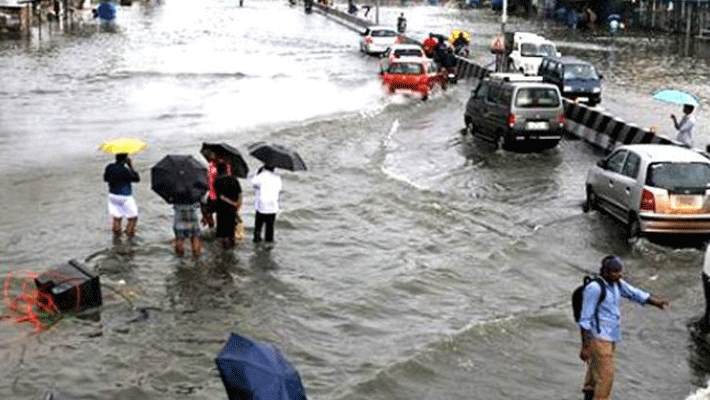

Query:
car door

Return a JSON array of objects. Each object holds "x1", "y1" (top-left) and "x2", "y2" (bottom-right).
[
  {"x1": 467, "y1": 81, "x2": 488, "y2": 134},
  {"x1": 481, "y1": 83, "x2": 502, "y2": 141},
  {"x1": 609, "y1": 150, "x2": 641, "y2": 221},
  {"x1": 593, "y1": 149, "x2": 628, "y2": 220}
]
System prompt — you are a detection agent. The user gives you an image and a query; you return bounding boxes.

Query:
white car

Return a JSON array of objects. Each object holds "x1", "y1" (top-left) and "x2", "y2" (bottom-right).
[
  {"x1": 507, "y1": 32, "x2": 560, "y2": 76},
  {"x1": 584, "y1": 144, "x2": 710, "y2": 238},
  {"x1": 359, "y1": 26, "x2": 401, "y2": 56}
]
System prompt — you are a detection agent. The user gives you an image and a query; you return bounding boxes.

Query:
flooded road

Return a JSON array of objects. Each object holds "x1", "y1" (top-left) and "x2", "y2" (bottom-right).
[{"x1": 1, "y1": 1, "x2": 710, "y2": 399}]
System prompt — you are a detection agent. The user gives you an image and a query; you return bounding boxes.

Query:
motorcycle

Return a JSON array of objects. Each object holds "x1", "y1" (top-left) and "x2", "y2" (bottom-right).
[{"x1": 454, "y1": 44, "x2": 470, "y2": 58}]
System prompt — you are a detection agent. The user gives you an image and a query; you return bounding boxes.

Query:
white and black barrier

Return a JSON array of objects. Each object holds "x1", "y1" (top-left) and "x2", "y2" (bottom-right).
[{"x1": 308, "y1": 5, "x2": 684, "y2": 152}]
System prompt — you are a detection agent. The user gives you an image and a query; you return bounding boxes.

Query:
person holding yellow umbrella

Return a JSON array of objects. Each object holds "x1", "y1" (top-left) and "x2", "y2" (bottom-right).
[{"x1": 100, "y1": 138, "x2": 146, "y2": 240}]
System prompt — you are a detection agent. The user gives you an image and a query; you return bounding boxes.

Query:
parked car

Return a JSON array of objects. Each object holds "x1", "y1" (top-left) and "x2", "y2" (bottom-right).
[
  {"x1": 463, "y1": 73, "x2": 565, "y2": 150},
  {"x1": 380, "y1": 44, "x2": 426, "y2": 73},
  {"x1": 359, "y1": 26, "x2": 402, "y2": 56},
  {"x1": 538, "y1": 56, "x2": 603, "y2": 106},
  {"x1": 504, "y1": 32, "x2": 560, "y2": 76},
  {"x1": 380, "y1": 56, "x2": 447, "y2": 101},
  {"x1": 584, "y1": 144, "x2": 710, "y2": 238}
]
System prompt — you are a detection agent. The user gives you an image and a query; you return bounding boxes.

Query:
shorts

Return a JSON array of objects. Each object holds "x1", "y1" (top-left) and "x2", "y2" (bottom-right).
[
  {"x1": 107, "y1": 193, "x2": 138, "y2": 219},
  {"x1": 173, "y1": 203, "x2": 201, "y2": 239}
]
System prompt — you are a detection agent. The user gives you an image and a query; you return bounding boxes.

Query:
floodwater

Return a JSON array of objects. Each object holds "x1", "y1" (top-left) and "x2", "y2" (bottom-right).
[{"x1": 1, "y1": 1, "x2": 710, "y2": 399}]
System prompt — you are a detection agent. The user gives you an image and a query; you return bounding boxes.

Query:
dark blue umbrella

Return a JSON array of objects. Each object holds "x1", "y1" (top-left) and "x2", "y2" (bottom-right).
[
  {"x1": 96, "y1": 2, "x2": 116, "y2": 21},
  {"x1": 216, "y1": 333, "x2": 308, "y2": 400}
]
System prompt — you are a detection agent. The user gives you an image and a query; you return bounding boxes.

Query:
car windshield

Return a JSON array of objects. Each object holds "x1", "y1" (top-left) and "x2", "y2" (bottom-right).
[
  {"x1": 372, "y1": 29, "x2": 398, "y2": 37},
  {"x1": 394, "y1": 49, "x2": 422, "y2": 57},
  {"x1": 520, "y1": 43, "x2": 556, "y2": 57},
  {"x1": 388, "y1": 63, "x2": 424, "y2": 74},
  {"x1": 514, "y1": 87, "x2": 561, "y2": 108},
  {"x1": 563, "y1": 64, "x2": 598, "y2": 80},
  {"x1": 646, "y1": 162, "x2": 710, "y2": 190}
]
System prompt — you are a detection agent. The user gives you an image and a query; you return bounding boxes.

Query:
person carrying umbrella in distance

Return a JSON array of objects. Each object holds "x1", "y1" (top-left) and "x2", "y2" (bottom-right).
[
  {"x1": 214, "y1": 162, "x2": 243, "y2": 249},
  {"x1": 151, "y1": 155, "x2": 210, "y2": 259},
  {"x1": 671, "y1": 104, "x2": 696, "y2": 148},
  {"x1": 653, "y1": 89, "x2": 699, "y2": 148},
  {"x1": 100, "y1": 138, "x2": 147, "y2": 240},
  {"x1": 247, "y1": 142, "x2": 306, "y2": 245}
]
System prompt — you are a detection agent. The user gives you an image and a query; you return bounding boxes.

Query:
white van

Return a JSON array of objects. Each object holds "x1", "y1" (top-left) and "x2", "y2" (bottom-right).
[{"x1": 506, "y1": 32, "x2": 560, "y2": 76}]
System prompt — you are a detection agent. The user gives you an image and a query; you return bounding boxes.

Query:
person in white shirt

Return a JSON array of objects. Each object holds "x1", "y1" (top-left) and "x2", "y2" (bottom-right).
[
  {"x1": 251, "y1": 164, "x2": 282, "y2": 244},
  {"x1": 671, "y1": 104, "x2": 695, "y2": 148}
]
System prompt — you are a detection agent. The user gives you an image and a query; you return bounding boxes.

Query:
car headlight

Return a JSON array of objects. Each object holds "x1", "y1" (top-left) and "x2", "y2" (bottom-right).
[
  {"x1": 563, "y1": 86, "x2": 572, "y2": 93},
  {"x1": 592, "y1": 87, "x2": 601, "y2": 93}
]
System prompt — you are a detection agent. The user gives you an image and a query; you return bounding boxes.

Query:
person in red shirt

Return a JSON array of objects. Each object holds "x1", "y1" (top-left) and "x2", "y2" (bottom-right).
[
  {"x1": 422, "y1": 33, "x2": 438, "y2": 58},
  {"x1": 201, "y1": 150, "x2": 231, "y2": 228}
]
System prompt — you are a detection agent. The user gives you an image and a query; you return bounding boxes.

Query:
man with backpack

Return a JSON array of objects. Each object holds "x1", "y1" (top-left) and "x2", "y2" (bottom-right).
[{"x1": 577, "y1": 255, "x2": 668, "y2": 400}]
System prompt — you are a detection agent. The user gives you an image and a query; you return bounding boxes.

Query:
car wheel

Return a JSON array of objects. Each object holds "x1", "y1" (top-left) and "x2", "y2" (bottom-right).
[
  {"x1": 422, "y1": 91, "x2": 429, "y2": 101},
  {"x1": 627, "y1": 214, "x2": 642, "y2": 241},
  {"x1": 583, "y1": 187, "x2": 597, "y2": 212},
  {"x1": 464, "y1": 118, "x2": 474, "y2": 135}
]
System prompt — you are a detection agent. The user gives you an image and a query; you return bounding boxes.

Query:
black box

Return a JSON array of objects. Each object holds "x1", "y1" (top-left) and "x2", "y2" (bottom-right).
[{"x1": 34, "y1": 259, "x2": 102, "y2": 312}]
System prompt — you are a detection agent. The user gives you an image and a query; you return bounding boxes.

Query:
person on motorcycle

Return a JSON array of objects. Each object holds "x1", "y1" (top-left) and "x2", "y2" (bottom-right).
[
  {"x1": 452, "y1": 32, "x2": 469, "y2": 57},
  {"x1": 422, "y1": 33, "x2": 438, "y2": 58},
  {"x1": 432, "y1": 36, "x2": 449, "y2": 66}
]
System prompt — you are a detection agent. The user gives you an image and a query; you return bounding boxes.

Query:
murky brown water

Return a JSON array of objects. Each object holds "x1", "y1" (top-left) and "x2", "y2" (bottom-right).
[{"x1": 1, "y1": 1, "x2": 710, "y2": 399}]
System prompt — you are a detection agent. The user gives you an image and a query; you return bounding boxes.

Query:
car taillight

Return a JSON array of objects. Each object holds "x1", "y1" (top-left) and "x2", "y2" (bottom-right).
[
  {"x1": 558, "y1": 113, "x2": 565, "y2": 126},
  {"x1": 365, "y1": 37, "x2": 373, "y2": 44},
  {"x1": 640, "y1": 188, "x2": 655, "y2": 211},
  {"x1": 507, "y1": 113, "x2": 516, "y2": 128}
]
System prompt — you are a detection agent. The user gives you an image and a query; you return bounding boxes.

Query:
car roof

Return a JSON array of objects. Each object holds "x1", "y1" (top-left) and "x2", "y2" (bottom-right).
[
  {"x1": 389, "y1": 44, "x2": 423, "y2": 50},
  {"x1": 542, "y1": 56, "x2": 592, "y2": 65},
  {"x1": 390, "y1": 56, "x2": 430, "y2": 63},
  {"x1": 618, "y1": 144, "x2": 710, "y2": 163},
  {"x1": 368, "y1": 26, "x2": 397, "y2": 31},
  {"x1": 514, "y1": 32, "x2": 553, "y2": 44}
]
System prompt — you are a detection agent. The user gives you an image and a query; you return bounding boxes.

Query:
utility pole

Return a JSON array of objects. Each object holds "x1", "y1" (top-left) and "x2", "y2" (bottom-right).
[
  {"x1": 497, "y1": 0, "x2": 508, "y2": 71},
  {"x1": 376, "y1": 0, "x2": 379, "y2": 24}
]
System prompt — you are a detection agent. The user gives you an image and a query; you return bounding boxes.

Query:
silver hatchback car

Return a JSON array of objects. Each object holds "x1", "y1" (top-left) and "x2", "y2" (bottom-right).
[{"x1": 584, "y1": 144, "x2": 710, "y2": 237}]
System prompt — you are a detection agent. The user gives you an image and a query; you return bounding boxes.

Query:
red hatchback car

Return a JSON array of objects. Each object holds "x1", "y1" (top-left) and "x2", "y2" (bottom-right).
[{"x1": 380, "y1": 57, "x2": 447, "y2": 101}]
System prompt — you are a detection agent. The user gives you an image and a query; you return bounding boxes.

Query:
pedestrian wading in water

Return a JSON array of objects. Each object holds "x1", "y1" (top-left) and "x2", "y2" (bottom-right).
[
  {"x1": 104, "y1": 153, "x2": 140, "y2": 240},
  {"x1": 578, "y1": 255, "x2": 668, "y2": 400}
]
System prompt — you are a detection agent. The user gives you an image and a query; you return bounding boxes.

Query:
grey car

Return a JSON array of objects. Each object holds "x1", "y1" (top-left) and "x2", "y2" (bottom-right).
[
  {"x1": 584, "y1": 144, "x2": 710, "y2": 238},
  {"x1": 463, "y1": 73, "x2": 565, "y2": 150}
]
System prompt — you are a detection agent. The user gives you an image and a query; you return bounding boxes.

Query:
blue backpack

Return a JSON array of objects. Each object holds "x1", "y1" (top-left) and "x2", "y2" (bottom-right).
[{"x1": 572, "y1": 275, "x2": 607, "y2": 332}]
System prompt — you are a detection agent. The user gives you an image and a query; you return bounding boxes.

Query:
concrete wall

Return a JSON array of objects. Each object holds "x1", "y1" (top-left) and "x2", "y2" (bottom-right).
[{"x1": 310, "y1": 3, "x2": 686, "y2": 153}]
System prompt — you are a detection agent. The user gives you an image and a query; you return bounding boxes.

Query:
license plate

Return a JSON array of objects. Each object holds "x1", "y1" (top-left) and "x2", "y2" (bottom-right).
[
  {"x1": 670, "y1": 194, "x2": 703, "y2": 211},
  {"x1": 576, "y1": 97, "x2": 589, "y2": 102},
  {"x1": 526, "y1": 121, "x2": 549, "y2": 130}
]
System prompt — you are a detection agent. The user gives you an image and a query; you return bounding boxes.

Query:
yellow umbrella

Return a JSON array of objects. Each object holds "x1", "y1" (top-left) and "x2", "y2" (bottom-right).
[{"x1": 99, "y1": 138, "x2": 148, "y2": 154}]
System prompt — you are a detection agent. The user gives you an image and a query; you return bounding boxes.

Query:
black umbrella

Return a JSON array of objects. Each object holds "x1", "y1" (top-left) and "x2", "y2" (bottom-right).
[
  {"x1": 151, "y1": 155, "x2": 209, "y2": 204},
  {"x1": 200, "y1": 142, "x2": 249, "y2": 178},
  {"x1": 247, "y1": 142, "x2": 307, "y2": 171}
]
